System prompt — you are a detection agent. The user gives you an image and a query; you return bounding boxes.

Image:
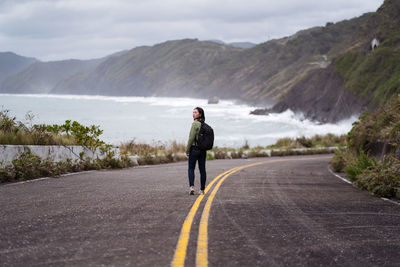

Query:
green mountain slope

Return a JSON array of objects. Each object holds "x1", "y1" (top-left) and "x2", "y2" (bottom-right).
[
  {"x1": 272, "y1": 0, "x2": 400, "y2": 122},
  {"x1": 52, "y1": 12, "x2": 371, "y2": 106},
  {"x1": 334, "y1": 0, "x2": 400, "y2": 107},
  {"x1": 52, "y1": 40, "x2": 243, "y2": 97}
]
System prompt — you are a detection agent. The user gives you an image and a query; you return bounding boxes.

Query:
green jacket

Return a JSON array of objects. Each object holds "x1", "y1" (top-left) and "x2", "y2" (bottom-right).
[{"x1": 186, "y1": 120, "x2": 202, "y2": 154}]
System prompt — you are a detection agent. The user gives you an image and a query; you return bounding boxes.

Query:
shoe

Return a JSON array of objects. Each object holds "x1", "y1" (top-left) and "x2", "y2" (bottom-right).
[
  {"x1": 190, "y1": 186, "x2": 195, "y2": 195},
  {"x1": 199, "y1": 190, "x2": 205, "y2": 195}
]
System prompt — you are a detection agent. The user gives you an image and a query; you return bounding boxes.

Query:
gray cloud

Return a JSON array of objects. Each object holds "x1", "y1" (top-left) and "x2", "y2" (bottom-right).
[{"x1": 0, "y1": 0, "x2": 384, "y2": 61}]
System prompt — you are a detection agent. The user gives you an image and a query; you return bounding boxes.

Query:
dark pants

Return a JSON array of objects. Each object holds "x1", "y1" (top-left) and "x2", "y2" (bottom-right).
[{"x1": 188, "y1": 146, "x2": 207, "y2": 190}]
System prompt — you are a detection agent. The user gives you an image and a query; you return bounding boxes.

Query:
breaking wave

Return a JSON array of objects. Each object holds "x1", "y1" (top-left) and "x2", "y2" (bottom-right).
[{"x1": 0, "y1": 94, "x2": 358, "y2": 147}]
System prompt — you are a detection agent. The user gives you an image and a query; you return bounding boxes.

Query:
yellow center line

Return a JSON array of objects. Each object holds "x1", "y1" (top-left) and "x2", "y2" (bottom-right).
[
  {"x1": 171, "y1": 167, "x2": 240, "y2": 267},
  {"x1": 195, "y1": 157, "x2": 328, "y2": 267},
  {"x1": 172, "y1": 156, "x2": 330, "y2": 267},
  {"x1": 195, "y1": 161, "x2": 265, "y2": 267}
]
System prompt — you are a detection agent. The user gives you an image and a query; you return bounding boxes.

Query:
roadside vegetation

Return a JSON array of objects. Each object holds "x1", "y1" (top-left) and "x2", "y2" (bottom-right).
[
  {"x1": 331, "y1": 96, "x2": 400, "y2": 198},
  {"x1": 120, "y1": 140, "x2": 187, "y2": 165},
  {"x1": 0, "y1": 109, "x2": 135, "y2": 183},
  {"x1": 208, "y1": 134, "x2": 342, "y2": 160},
  {"x1": 1, "y1": 108, "x2": 346, "y2": 183},
  {"x1": 266, "y1": 134, "x2": 346, "y2": 149},
  {"x1": 120, "y1": 133, "x2": 343, "y2": 163},
  {"x1": 0, "y1": 109, "x2": 77, "y2": 146},
  {"x1": 0, "y1": 149, "x2": 134, "y2": 183}
]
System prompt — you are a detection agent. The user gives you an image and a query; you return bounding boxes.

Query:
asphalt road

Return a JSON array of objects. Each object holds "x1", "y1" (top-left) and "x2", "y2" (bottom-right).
[{"x1": 1, "y1": 155, "x2": 399, "y2": 266}]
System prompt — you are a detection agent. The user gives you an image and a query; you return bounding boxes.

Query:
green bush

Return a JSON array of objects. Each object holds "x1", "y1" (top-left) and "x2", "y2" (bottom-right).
[
  {"x1": 273, "y1": 137, "x2": 295, "y2": 148},
  {"x1": 321, "y1": 133, "x2": 344, "y2": 147},
  {"x1": 230, "y1": 150, "x2": 243, "y2": 159},
  {"x1": 331, "y1": 96, "x2": 400, "y2": 198},
  {"x1": 137, "y1": 154, "x2": 156, "y2": 165},
  {"x1": 347, "y1": 96, "x2": 400, "y2": 154},
  {"x1": 354, "y1": 156, "x2": 400, "y2": 198},
  {"x1": 0, "y1": 151, "x2": 136, "y2": 183},
  {"x1": 296, "y1": 136, "x2": 313, "y2": 148},
  {"x1": 96, "y1": 153, "x2": 133, "y2": 169},
  {"x1": 331, "y1": 148, "x2": 349, "y2": 172},
  {"x1": 12, "y1": 150, "x2": 43, "y2": 181},
  {"x1": 0, "y1": 109, "x2": 139, "y2": 183},
  {"x1": 0, "y1": 165, "x2": 15, "y2": 183},
  {"x1": 0, "y1": 109, "x2": 77, "y2": 146},
  {"x1": 206, "y1": 152, "x2": 215, "y2": 160},
  {"x1": 345, "y1": 150, "x2": 378, "y2": 181},
  {"x1": 214, "y1": 151, "x2": 227, "y2": 159}
]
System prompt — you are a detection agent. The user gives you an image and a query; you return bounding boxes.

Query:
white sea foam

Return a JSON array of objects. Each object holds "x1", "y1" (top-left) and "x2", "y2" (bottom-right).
[
  {"x1": 0, "y1": 94, "x2": 358, "y2": 147},
  {"x1": 0, "y1": 93, "x2": 207, "y2": 106}
]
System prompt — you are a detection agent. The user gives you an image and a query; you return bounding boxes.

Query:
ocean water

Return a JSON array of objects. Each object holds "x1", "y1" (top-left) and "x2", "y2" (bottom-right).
[{"x1": 0, "y1": 94, "x2": 358, "y2": 147}]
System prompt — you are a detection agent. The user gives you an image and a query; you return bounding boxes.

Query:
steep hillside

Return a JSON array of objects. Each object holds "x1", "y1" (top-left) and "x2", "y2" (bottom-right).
[
  {"x1": 52, "y1": 12, "x2": 370, "y2": 105},
  {"x1": 0, "y1": 52, "x2": 37, "y2": 84},
  {"x1": 271, "y1": 65, "x2": 367, "y2": 123},
  {"x1": 52, "y1": 40, "x2": 243, "y2": 97},
  {"x1": 0, "y1": 50, "x2": 127, "y2": 94},
  {"x1": 0, "y1": 59, "x2": 102, "y2": 94},
  {"x1": 206, "y1": 13, "x2": 372, "y2": 105},
  {"x1": 335, "y1": 0, "x2": 400, "y2": 107},
  {"x1": 272, "y1": 0, "x2": 400, "y2": 122}
]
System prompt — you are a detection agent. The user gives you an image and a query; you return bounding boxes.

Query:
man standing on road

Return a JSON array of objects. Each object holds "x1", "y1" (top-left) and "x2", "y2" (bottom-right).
[{"x1": 186, "y1": 107, "x2": 207, "y2": 195}]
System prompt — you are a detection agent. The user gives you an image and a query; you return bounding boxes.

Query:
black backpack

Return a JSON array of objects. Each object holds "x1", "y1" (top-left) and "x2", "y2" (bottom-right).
[{"x1": 197, "y1": 122, "x2": 214, "y2": 150}]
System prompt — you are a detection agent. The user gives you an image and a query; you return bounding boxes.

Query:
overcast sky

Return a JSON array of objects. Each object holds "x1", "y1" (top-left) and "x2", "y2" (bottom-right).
[{"x1": 0, "y1": 0, "x2": 384, "y2": 61}]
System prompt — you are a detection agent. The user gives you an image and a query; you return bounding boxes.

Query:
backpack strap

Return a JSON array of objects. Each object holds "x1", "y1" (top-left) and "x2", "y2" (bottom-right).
[{"x1": 194, "y1": 121, "x2": 203, "y2": 147}]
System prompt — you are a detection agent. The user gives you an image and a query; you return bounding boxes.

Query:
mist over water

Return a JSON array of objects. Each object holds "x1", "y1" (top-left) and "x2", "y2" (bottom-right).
[{"x1": 0, "y1": 94, "x2": 357, "y2": 147}]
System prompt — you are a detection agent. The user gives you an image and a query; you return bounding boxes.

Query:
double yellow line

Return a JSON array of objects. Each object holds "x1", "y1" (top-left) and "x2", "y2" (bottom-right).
[
  {"x1": 171, "y1": 156, "x2": 329, "y2": 266},
  {"x1": 171, "y1": 161, "x2": 267, "y2": 267}
]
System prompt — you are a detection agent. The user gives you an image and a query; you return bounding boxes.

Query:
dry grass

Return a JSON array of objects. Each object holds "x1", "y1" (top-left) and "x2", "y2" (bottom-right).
[
  {"x1": 0, "y1": 130, "x2": 77, "y2": 146},
  {"x1": 267, "y1": 134, "x2": 346, "y2": 149},
  {"x1": 119, "y1": 140, "x2": 186, "y2": 156},
  {"x1": 0, "y1": 108, "x2": 78, "y2": 146}
]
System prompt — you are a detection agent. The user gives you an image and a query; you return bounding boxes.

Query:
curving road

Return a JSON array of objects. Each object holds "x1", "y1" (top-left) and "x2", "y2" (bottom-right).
[{"x1": 1, "y1": 155, "x2": 399, "y2": 266}]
